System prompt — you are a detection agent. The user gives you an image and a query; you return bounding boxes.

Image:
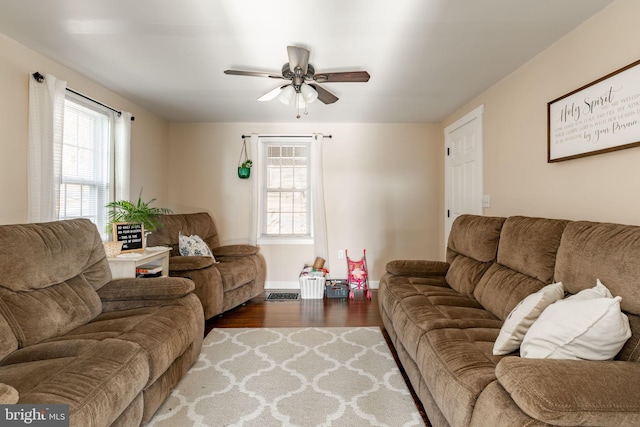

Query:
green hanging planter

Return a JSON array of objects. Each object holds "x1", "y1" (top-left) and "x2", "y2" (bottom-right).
[
  {"x1": 238, "y1": 166, "x2": 251, "y2": 179},
  {"x1": 237, "y1": 139, "x2": 253, "y2": 179}
]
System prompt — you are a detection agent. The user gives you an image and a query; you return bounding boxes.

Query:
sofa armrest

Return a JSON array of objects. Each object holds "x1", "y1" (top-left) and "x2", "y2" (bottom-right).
[
  {"x1": 496, "y1": 356, "x2": 640, "y2": 426},
  {"x1": 213, "y1": 244, "x2": 259, "y2": 257},
  {"x1": 0, "y1": 383, "x2": 18, "y2": 404},
  {"x1": 98, "y1": 277, "x2": 195, "y2": 302},
  {"x1": 169, "y1": 255, "x2": 216, "y2": 271},
  {"x1": 385, "y1": 260, "x2": 450, "y2": 277}
]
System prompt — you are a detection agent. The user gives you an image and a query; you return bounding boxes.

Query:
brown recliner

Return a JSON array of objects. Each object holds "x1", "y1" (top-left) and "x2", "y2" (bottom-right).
[
  {"x1": 0, "y1": 218, "x2": 203, "y2": 426},
  {"x1": 147, "y1": 212, "x2": 266, "y2": 319}
]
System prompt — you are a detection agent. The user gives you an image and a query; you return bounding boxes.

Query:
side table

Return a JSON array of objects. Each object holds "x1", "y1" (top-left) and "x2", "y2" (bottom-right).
[{"x1": 107, "y1": 247, "x2": 171, "y2": 279}]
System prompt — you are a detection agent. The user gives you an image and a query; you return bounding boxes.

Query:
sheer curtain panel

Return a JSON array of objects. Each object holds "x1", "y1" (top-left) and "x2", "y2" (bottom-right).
[
  {"x1": 28, "y1": 72, "x2": 66, "y2": 222},
  {"x1": 248, "y1": 133, "x2": 259, "y2": 245},
  {"x1": 311, "y1": 134, "x2": 329, "y2": 265},
  {"x1": 115, "y1": 111, "x2": 132, "y2": 202}
]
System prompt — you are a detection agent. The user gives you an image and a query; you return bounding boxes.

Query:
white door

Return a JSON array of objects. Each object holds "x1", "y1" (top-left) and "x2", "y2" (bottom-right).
[{"x1": 444, "y1": 105, "x2": 484, "y2": 250}]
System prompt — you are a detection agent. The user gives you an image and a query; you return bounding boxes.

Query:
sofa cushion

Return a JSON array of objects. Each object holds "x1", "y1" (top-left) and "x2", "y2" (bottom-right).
[
  {"x1": 497, "y1": 216, "x2": 568, "y2": 283},
  {"x1": 472, "y1": 217, "x2": 568, "y2": 320},
  {"x1": 53, "y1": 299, "x2": 201, "y2": 387},
  {"x1": 445, "y1": 255, "x2": 493, "y2": 297},
  {"x1": 474, "y1": 264, "x2": 548, "y2": 321},
  {"x1": 385, "y1": 260, "x2": 449, "y2": 277},
  {"x1": 0, "y1": 219, "x2": 111, "y2": 292},
  {"x1": 0, "y1": 383, "x2": 18, "y2": 404},
  {"x1": 169, "y1": 255, "x2": 216, "y2": 272},
  {"x1": 445, "y1": 215, "x2": 506, "y2": 297},
  {"x1": 555, "y1": 221, "x2": 640, "y2": 316},
  {"x1": 0, "y1": 274, "x2": 102, "y2": 347},
  {"x1": 418, "y1": 323, "x2": 504, "y2": 426},
  {"x1": 213, "y1": 244, "x2": 260, "y2": 257},
  {"x1": 0, "y1": 313, "x2": 18, "y2": 362},
  {"x1": 493, "y1": 282, "x2": 564, "y2": 355},
  {"x1": 216, "y1": 258, "x2": 258, "y2": 292},
  {"x1": 496, "y1": 357, "x2": 640, "y2": 426},
  {"x1": 379, "y1": 279, "x2": 500, "y2": 364},
  {"x1": 0, "y1": 338, "x2": 149, "y2": 427},
  {"x1": 447, "y1": 215, "x2": 506, "y2": 263}
]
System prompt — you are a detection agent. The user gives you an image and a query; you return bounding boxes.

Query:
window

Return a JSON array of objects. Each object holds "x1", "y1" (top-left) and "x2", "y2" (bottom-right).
[
  {"x1": 259, "y1": 138, "x2": 312, "y2": 242},
  {"x1": 59, "y1": 94, "x2": 114, "y2": 237}
]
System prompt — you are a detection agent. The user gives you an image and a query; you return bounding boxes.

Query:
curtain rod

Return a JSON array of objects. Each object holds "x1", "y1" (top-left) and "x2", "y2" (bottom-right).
[
  {"x1": 32, "y1": 72, "x2": 135, "y2": 121},
  {"x1": 241, "y1": 134, "x2": 332, "y2": 139}
]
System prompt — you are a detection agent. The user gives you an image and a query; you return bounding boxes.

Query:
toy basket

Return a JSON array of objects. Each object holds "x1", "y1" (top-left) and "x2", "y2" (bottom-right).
[
  {"x1": 326, "y1": 280, "x2": 349, "y2": 298},
  {"x1": 103, "y1": 241, "x2": 124, "y2": 258},
  {"x1": 299, "y1": 276, "x2": 325, "y2": 299}
]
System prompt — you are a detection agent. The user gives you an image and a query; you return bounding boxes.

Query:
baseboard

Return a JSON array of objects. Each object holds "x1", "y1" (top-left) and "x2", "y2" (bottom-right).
[{"x1": 265, "y1": 281, "x2": 379, "y2": 290}]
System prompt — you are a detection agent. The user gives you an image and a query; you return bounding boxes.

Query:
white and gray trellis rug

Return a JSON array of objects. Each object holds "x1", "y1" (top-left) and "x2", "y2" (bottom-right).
[{"x1": 147, "y1": 327, "x2": 426, "y2": 427}]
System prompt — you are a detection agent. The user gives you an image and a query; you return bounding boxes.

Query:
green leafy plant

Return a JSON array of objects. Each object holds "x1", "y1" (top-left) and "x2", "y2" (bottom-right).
[
  {"x1": 105, "y1": 190, "x2": 172, "y2": 234},
  {"x1": 241, "y1": 159, "x2": 253, "y2": 168}
]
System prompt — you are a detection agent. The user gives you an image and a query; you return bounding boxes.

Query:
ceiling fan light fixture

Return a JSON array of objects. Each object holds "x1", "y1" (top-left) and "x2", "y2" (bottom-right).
[
  {"x1": 278, "y1": 85, "x2": 295, "y2": 105},
  {"x1": 300, "y1": 83, "x2": 318, "y2": 104}
]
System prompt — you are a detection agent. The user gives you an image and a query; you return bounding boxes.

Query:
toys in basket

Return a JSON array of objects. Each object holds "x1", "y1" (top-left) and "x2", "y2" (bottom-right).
[{"x1": 299, "y1": 259, "x2": 330, "y2": 299}]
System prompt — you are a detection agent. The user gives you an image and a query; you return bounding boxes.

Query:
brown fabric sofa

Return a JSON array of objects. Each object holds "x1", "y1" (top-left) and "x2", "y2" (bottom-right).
[
  {"x1": 0, "y1": 219, "x2": 204, "y2": 427},
  {"x1": 379, "y1": 214, "x2": 640, "y2": 427},
  {"x1": 147, "y1": 212, "x2": 266, "y2": 319}
]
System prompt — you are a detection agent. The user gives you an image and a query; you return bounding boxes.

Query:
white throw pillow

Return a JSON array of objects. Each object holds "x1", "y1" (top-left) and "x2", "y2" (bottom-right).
[
  {"x1": 520, "y1": 295, "x2": 631, "y2": 360},
  {"x1": 178, "y1": 232, "x2": 217, "y2": 261},
  {"x1": 566, "y1": 278, "x2": 613, "y2": 300},
  {"x1": 493, "y1": 282, "x2": 565, "y2": 355}
]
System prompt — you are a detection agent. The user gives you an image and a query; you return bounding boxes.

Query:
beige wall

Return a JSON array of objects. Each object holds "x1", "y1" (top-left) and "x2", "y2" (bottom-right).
[
  {"x1": 10, "y1": 0, "x2": 636, "y2": 287},
  {"x1": 0, "y1": 33, "x2": 170, "y2": 225},
  {"x1": 168, "y1": 122, "x2": 443, "y2": 286},
  {"x1": 443, "y1": 0, "x2": 640, "y2": 226}
]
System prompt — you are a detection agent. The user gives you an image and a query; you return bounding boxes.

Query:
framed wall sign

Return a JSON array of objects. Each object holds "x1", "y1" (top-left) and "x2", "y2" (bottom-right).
[
  {"x1": 548, "y1": 59, "x2": 640, "y2": 162},
  {"x1": 112, "y1": 222, "x2": 145, "y2": 252}
]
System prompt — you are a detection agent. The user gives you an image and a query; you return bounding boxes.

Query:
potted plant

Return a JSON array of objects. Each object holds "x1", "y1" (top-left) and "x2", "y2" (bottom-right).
[
  {"x1": 105, "y1": 190, "x2": 173, "y2": 235},
  {"x1": 238, "y1": 139, "x2": 252, "y2": 179}
]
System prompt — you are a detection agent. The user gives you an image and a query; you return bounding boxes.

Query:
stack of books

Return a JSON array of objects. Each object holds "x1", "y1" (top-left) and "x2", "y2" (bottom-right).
[{"x1": 136, "y1": 264, "x2": 162, "y2": 278}]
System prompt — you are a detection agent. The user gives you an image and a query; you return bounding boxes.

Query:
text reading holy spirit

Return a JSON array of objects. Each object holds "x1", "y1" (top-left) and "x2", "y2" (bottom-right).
[{"x1": 555, "y1": 86, "x2": 640, "y2": 145}]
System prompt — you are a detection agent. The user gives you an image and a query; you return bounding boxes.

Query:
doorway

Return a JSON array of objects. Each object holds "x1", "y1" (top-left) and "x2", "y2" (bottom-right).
[{"x1": 444, "y1": 105, "x2": 484, "y2": 250}]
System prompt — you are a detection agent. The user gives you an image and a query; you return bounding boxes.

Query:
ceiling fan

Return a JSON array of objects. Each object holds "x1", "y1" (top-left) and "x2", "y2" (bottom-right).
[{"x1": 224, "y1": 46, "x2": 370, "y2": 117}]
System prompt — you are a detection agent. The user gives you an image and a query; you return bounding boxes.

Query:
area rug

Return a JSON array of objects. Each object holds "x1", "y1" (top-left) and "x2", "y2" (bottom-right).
[{"x1": 147, "y1": 327, "x2": 426, "y2": 427}]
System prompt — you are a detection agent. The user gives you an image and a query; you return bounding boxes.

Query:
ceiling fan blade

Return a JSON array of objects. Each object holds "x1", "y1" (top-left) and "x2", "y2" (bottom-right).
[
  {"x1": 310, "y1": 84, "x2": 338, "y2": 104},
  {"x1": 224, "y1": 69, "x2": 284, "y2": 79},
  {"x1": 287, "y1": 46, "x2": 310, "y2": 74},
  {"x1": 258, "y1": 85, "x2": 287, "y2": 102},
  {"x1": 313, "y1": 71, "x2": 370, "y2": 83}
]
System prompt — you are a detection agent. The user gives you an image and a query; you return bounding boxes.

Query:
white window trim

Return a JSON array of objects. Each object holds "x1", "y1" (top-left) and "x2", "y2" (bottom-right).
[
  {"x1": 257, "y1": 136, "x2": 314, "y2": 244},
  {"x1": 61, "y1": 92, "x2": 115, "y2": 237}
]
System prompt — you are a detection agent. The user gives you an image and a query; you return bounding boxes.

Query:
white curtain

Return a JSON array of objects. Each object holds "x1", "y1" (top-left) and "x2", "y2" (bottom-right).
[
  {"x1": 248, "y1": 133, "x2": 259, "y2": 245},
  {"x1": 114, "y1": 111, "x2": 132, "y2": 202},
  {"x1": 311, "y1": 133, "x2": 329, "y2": 266},
  {"x1": 27, "y1": 73, "x2": 67, "y2": 223},
  {"x1": 28, "y1": 72, "x2": 132, "y2": 228}
]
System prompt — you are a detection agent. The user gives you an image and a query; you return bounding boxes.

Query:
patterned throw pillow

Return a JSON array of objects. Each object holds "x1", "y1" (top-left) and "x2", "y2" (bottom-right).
[{"x1": 178, "y1": 232, "x2": 216, "y2": 261}]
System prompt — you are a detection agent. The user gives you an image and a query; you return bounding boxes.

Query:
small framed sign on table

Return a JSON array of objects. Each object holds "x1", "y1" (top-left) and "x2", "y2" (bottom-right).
[
  {"x1": 548, "y1": 58, "x2": 640, "y2": 162},
  {"x1": 112, "y1": 222, "x2": 145, "y2": 252}
]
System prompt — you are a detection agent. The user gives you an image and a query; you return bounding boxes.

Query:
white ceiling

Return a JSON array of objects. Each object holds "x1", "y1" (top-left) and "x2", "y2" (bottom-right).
[{"x1": 0, "y1": 0, "x2": 613, "y2": 123}]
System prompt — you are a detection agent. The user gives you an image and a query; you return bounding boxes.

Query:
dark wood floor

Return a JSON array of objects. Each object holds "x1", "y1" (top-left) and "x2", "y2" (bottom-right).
[
  {"x1": 205, "y1": 289, "x2": 431, "y2": 426},
  {"x1": 205, "y1": 289, "x2": 383, "y2": 331}
]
